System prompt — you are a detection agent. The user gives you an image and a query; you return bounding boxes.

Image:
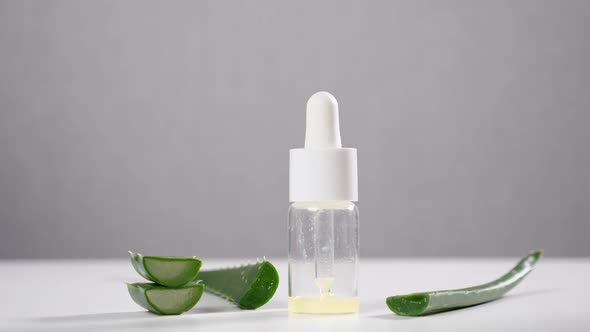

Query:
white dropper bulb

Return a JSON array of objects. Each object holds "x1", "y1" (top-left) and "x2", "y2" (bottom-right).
[{"x1": 304, "y1": 92, "x2": 342, "y2": 149}]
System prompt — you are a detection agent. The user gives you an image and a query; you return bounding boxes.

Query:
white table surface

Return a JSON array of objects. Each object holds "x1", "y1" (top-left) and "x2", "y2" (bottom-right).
[{"x1": 1, "y1": 258, "x2": 589, "y2": 331}]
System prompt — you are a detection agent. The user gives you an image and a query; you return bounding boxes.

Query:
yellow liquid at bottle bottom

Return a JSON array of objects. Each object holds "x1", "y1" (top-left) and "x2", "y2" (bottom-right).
[
  {"x1": 288, "y1": 297, "x2": 360, "y2": 314},
  {"x1": 288, "y1": 278, "x2": 360, "y2": 314}
]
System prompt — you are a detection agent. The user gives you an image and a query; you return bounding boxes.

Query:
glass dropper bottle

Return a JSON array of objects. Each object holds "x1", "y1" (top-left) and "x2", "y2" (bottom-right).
[{"x1": 288, "y1": 92, "x2": 359, "y2": 314}]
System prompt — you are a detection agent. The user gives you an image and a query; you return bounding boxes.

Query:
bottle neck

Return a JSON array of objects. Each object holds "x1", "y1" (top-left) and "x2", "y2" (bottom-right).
[{"x1": 290, "y1": 201, "x2": 356, "y2": 209}]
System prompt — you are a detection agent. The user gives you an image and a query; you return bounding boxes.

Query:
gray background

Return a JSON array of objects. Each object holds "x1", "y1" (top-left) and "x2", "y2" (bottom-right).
[{"x1": 1, "y1": 0, "x2": 589, "y2": 259}]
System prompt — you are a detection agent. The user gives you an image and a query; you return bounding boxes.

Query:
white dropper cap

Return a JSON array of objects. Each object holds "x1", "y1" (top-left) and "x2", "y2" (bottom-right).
[
  {"x1": 290, "y1": 92, "x2": 358, "y2": 202},
  {"x1": 305, "y1": 92, "x2": 342, "y2": 149}
]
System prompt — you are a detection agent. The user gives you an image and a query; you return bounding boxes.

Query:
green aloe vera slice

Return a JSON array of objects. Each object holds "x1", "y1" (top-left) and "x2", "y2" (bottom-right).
[
  {"x1": 129, "y1": 251, "x2": 202, "y2": 287},
  {"x1": 127, "y1": 282, "x2": 204, "y2": 315},
  {"x1": 198, "y1": 259, "x2": 279, "y2": 309},
  {"x1": 386, "y1": 250, "x2": 543, "y2": 316}
]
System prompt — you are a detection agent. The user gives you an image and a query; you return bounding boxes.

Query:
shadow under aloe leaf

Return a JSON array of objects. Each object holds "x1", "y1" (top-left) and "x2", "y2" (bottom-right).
[
  {"x1": 28, "y1": 293, "x2": 286, "y2": 327},
  {"x1": 30, "y1": 311, "x2": 153, "y2": 323},
  {"x1": 25, "y1": 310, "x2": 286, "y2": 332}
]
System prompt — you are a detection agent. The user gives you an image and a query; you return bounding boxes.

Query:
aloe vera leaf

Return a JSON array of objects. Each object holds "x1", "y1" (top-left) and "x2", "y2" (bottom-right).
[
  {"x1": 198, "y1": 260, "x2": 279, "y2": 309},
  {"x1": 386, "y1": 250, "x2": 543, "y2": 316},
  {"x1": 128, "y1": 251, "x2": 202, "y2": 287},
  {"x1": 127, "y1": 282, "x2": 204, "y2": 315}
]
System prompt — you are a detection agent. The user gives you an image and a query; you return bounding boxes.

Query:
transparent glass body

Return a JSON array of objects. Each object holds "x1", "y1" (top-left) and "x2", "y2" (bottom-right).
[{"x1": 288, "y1": 201, "x2": 359, "y2": 314}]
